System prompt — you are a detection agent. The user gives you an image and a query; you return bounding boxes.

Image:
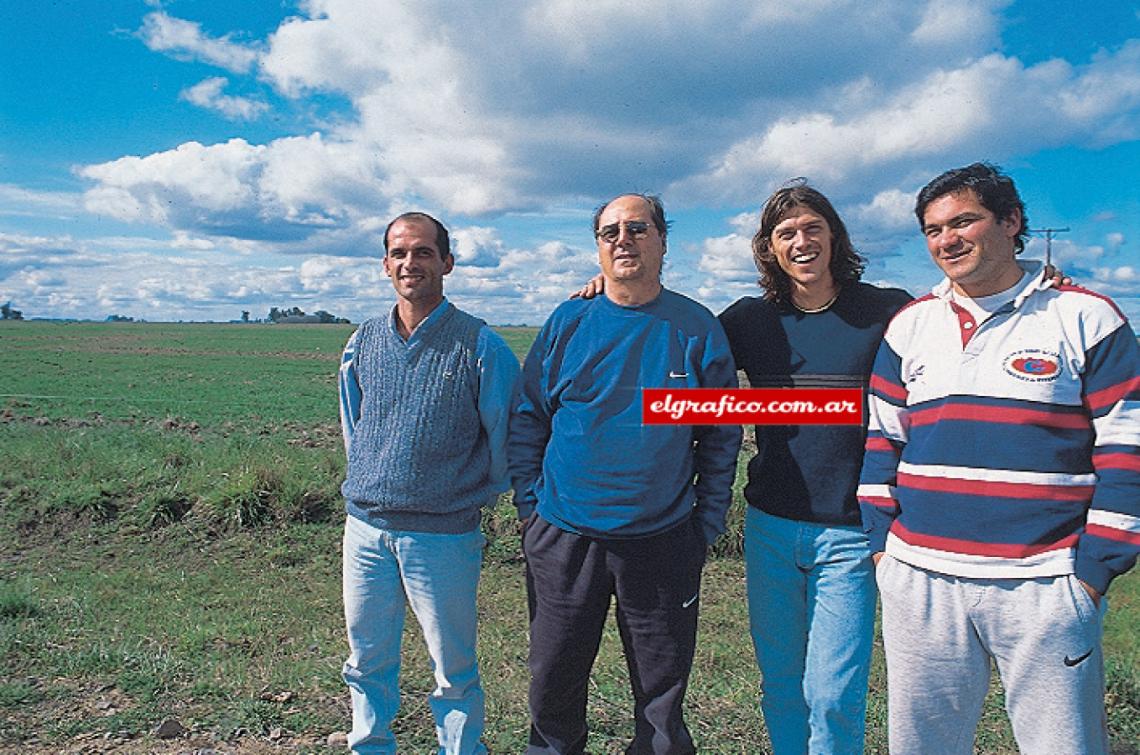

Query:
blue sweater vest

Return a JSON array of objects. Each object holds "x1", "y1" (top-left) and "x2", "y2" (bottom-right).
[{"x1": 341, "y1": 306, "x2": 492, "y2": 533}]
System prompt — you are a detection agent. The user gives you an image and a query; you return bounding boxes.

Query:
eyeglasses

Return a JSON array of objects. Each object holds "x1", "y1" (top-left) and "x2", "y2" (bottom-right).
[{"x1": 595, "y1": 221, "x2": 652, "y2": 244}]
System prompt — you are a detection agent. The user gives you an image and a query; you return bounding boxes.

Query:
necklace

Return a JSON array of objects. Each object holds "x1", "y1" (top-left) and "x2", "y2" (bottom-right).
[{"x1": 791, "y1": 291, "x2": 840, "y2": 314}]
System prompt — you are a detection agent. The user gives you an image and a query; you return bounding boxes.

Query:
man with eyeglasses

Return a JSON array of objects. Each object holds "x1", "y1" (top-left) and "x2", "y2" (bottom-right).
[{"x1": 509, "y1": 193, "x2": 742, "y2": 754}]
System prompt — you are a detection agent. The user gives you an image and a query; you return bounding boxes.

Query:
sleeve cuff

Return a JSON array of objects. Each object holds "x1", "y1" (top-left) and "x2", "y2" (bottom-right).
[
  {"x1": 866, "y1": 527, "x2": 889, "y2": 554},
  {"x1": 1074, "y1": 554, "x2": 1114, "y2": 596}
]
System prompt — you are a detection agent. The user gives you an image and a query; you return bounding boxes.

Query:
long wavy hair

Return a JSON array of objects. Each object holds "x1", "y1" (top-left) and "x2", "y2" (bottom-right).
[{"x1": 751, "y1": 182, "x2": 865, "y2": 305}]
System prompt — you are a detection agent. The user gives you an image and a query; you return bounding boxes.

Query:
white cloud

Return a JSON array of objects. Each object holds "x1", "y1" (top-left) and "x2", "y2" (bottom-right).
[
  {"x1": 0, "y1": 228, "x2": 373, "y2": 321},
  {"x1": 1087, "y1": 264, "x2": 1140, "y2": 309},
  {"x1": 256, "y1": 133, "x2": 387, "y2": 226},
  {"x1": 22, "y1": 0, "x2": 1134, "y2": 325},
  {"x1": 1056, "y1": 42, "x2": 1140, "y2": 135},
  {"x1": 854, "y1": 188, "x2": 918, "y2": 232},
  {"x1": 171, "y1": 231, "x2": 215, "y2": 250},
  {"x1": 911, "y1": 0, "x2": 1006, "y2": 47},
  {"x1": 180, "y1": 77, "x2": 268, "y2": 120},
  {"x1": 82, "y1": 2, "x2": 1140, "y2": 243},
  {"x1": 80, "y1": 139, "x2": 264, "y2": 225},
  {"x1": 698, "y1": 233, "x2": 755, "y2": 279},
  {"x1": 452, "y1": 226, "x2": 507, "y2": 268},
  {"x1": 677, "y1": 57, "x2": 1015, "y2": 196},
  {"x1": 694, "y1": 231, "x2": 760, "y2": 312},
  {"x1": 675, "y1": 43, "x2": 1140, "y2": 203},
  {"x1": 0, "y1": 226, "x2": 596, "y2": 325},
  {"x1": 0, "y1": 184, "x2": 83, "y2": 219},
  {"x1": 138, "y1": 11, "x2": 259, "y2": 73},
  {"x1": 524, "y1": 0, "x2": 850, "y2": 60},
  {"x1": 97, "y1": 0, "x2": 1000, "y2": 230},
  {"x1": 260, "y1": 3, "x2": 390, "y2": 97}
]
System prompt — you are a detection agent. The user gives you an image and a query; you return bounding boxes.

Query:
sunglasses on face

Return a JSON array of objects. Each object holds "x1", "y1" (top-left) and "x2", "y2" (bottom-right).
[{"x1": 595, "y1": 221, "x2": 652, "y2": 243}]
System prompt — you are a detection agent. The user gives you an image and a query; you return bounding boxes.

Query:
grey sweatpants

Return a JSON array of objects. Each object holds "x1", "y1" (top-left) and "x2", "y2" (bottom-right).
[{"x1": 876, "y1": 556, "x2": 1109, "y2": 755}]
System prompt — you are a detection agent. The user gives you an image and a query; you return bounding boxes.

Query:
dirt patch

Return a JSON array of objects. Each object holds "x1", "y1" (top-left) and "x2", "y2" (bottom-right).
[{"x1": 12, "y1": 732, "x2": 341, "y2": 754}]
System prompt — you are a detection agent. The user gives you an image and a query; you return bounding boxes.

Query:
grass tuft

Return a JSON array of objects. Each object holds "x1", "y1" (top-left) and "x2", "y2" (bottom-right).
[
  {"x1": 66, "y1": 485, "x2": 120, "y2": 521},
  {"x1": 0, "y1": 593, "x2": 40, "y2": 624},
  {"x1": 210, "y1": 698, "x2": 287, "y2": 737},
  {"x1": 139, "y1": 488, "x2": 194, "y2": 527},
  {"x1": 206, "y1": 466, "x2": 281, "y2": 528},
  {"x1": 0, "y1": 584, "x2": 42, "y2": 620},
  {"x1": 0, "y1": 681, "x2": 43, "y2": 708}
]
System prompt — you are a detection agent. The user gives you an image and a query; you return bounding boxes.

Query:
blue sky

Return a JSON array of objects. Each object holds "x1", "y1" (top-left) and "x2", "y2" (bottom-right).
[{"x1": 1, "y1": 0, "x2": 1138, "y2": 325}]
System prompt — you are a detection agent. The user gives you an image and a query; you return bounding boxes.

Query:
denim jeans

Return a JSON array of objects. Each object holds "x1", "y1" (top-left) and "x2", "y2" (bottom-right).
[
  {"x1": 341, "y1": 514, "x2": 487, "y2": 755},
  {"x1": 744, "y1": 507, "x2": 875, "y2": 755}
]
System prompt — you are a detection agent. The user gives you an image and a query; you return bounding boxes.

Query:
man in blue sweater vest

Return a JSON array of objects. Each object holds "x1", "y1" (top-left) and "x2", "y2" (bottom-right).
[
  {"x1": 338, "y1": 212, "x2": 520, "y2": 754},
  {"x1": 860, "y1": 163, "x2": 1140, "y2": 753},
  {"x1": 510, "y1": 194, "x2": 742, "y2": 754}
]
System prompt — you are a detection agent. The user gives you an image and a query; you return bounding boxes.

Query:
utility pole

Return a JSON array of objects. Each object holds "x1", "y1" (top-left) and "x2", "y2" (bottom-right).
[{"x1": 1030, "y1": 227, "x2": 1070, "y2": 266}]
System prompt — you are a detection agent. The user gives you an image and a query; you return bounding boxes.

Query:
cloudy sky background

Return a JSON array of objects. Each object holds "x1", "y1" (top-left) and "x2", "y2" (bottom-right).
[{"x1": 2, "y1": 0, "x2": 1138, "y2": 326}]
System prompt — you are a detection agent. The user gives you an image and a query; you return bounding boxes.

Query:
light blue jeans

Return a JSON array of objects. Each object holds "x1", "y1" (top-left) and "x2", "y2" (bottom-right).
[
  {"x1": 341, "y1": 514, "x2": 487, "y2": 755},
  {"x1": 744, "y1": 507, "x2": 875, "y2": 755}
]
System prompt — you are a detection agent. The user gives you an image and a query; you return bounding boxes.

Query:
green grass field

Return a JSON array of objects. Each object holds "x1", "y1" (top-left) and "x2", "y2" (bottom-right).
[{"x1": 1, "y1": 321, "x2": 1136, "y2": 754}]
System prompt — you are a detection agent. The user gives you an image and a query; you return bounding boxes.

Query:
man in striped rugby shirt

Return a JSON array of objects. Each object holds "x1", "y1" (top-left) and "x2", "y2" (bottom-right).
[{"x1": 859, "y1": 163, "x2": 1139, "y2": 754}]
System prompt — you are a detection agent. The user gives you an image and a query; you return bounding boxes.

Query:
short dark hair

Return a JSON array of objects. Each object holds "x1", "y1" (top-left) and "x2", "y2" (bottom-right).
[
  {"x1": 751, "y1": 182, "x2": 865, "y2": 305},
  {"x1": 915, "y1": 162, "x2": 1028, "y2": 253},
  {"x1": 383, "y1": 212, "x2": 452, "y2": 260},
  {"x1": 592, "y1": 193, "x2": 670, "y2": 247}
]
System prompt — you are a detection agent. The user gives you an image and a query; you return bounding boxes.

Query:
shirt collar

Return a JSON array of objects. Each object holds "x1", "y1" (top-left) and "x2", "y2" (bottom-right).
[
  {"x1": 931, "y1": 259, "x2": 1047, "y2": 310},
  {"x1": 387, "y1": 297, "x2": 452, "y2": 341}
]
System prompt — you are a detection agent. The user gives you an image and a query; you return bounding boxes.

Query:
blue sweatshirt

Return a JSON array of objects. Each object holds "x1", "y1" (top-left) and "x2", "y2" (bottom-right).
[{"x1": 509, "y1": 289, "x2": 742, "y2": 545}]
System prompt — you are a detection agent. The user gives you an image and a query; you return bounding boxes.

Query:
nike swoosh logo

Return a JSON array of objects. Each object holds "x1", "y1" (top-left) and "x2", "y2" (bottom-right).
[
  {"x1": 1063, "y1": 648, "x2": 1094, "y2": 667},
  {"x1": 669, "y1": 371, "x2": 688, "y2": 379},
  {"x1": 682, "y1": 593, "x2": 698, "y2": 608}
]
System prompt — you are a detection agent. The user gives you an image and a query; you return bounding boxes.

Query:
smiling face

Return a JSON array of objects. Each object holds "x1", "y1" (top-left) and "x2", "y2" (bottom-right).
[
  {"x1": 595, "y1": 195, "x2": 666, "y2": 285},
  {"x1": 921, "y1": 189, "x2": 1022, "y2": 297},
  {"x1": 770, "y1": 206, "x2": 835, "y2": 296},
  {"x1": 383, "y1": 217, "x2": 453, "y2": 305}
]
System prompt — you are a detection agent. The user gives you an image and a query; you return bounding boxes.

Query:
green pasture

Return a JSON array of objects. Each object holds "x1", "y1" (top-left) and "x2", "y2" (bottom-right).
[{"x1": 0, "y1": 321, "x2": 1136, "y2": 753}]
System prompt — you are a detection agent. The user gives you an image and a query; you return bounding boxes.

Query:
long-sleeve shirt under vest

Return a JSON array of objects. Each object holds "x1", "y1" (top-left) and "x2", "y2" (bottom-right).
[
  {"x1": 509, "y1": 289, "x2": 742, "y2": 546},
  {"x1": 339, "y1": 298, "x2": 520, "y2": 534},
  {"x1": 858, "y1": 261, "x2": 1140, "y2": 595}
]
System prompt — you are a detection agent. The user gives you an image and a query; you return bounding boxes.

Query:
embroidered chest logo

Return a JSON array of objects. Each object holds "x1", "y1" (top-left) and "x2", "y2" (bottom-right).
[{"x1": 1002, "y1": 349, "x2": 1062, "y2": 382}]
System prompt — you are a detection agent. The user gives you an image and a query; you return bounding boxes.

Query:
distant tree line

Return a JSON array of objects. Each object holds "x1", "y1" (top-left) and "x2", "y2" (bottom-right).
[
  {"x1": 266, "y1": 306, "x2": 350, "y2": 324},
  {"x1": 1, "y1": 301, "x2": 23, "y2": 320}
]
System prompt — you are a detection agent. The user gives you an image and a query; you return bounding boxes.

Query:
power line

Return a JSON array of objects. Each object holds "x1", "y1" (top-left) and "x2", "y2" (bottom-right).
[{"x1": 1030, "y1": 227, "x2": 1070, "y2": 266}]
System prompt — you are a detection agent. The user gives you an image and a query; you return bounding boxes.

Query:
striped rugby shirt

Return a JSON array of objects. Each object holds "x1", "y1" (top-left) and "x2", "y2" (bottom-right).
[{"x1": 858, "y1": 261, "x2": 1140, "y2": 594}]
